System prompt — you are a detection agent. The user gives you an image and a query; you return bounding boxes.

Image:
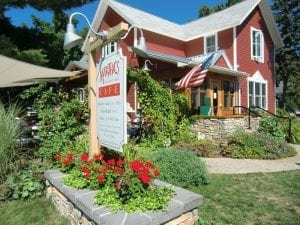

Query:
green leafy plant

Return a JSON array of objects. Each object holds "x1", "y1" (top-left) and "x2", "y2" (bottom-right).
[
  {"x1": 226, "y1": 129, "x2": 296, "y2": 159},
  {"x1": 5, "y1": 161, "x2": 46, "y2": 199},
  {"x1": 142, "y1": 148, "x2": 210, "y2": 188},
  {"x1": 173, "y1": 139, "x2": 220, "y2": 157},
  {"x1": 258, "y1": 116, "x2": 285, "y2": 140},
  {"x1": 127, "y1": 69, "x2": 190, "y2": 146},
  {"x1": 55, "y1": 151, "x2": 174, "y2": 212},
  {"x1": 0, "y1": 101, "x2": 23, "y2": 183},
  {"x1": 21, "y1": 83, "x2": 88, "y2": 159}
]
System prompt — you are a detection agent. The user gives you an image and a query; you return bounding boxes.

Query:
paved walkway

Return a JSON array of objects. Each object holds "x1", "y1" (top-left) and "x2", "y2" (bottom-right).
[{"x1": 203, "y1": 144, "x2": 300, "y2": 174}]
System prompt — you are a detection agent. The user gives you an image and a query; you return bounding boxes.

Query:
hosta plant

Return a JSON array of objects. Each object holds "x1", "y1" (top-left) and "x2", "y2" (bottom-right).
[{"x1": 55, "y1": 151, "x2": 173, "y2": 212}]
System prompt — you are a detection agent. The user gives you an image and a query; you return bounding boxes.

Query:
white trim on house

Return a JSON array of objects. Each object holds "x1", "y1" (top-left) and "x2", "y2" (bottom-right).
[{"x1": 233, "y1": 26, "x2": 237, "y2": 71}]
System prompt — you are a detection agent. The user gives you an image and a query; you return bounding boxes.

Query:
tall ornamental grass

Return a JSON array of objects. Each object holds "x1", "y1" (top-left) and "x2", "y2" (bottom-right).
[{"x1": 0, "y1": 102, "x2": 22, "y2": 183}]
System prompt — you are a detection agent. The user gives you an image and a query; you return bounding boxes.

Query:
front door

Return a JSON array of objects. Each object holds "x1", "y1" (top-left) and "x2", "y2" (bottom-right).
[{"x1": 211, "y1": 80, "x2": 223, "y2": 116}]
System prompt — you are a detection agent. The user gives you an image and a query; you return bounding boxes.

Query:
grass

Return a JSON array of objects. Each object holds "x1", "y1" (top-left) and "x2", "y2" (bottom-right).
[
  {"x1": 191, "y1": 170, "x2": 300, "y2": 225},
  {"x1": 0, "y1": 198, "x2": 70, "y2": 225},
  {"x1": 0, "y1": 171, "x2": 299, "y2": 225}
]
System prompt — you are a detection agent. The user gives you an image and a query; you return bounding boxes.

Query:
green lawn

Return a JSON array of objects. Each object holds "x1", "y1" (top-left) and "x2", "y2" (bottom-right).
[
  {"x1": 0, "y1": 198, "x2": 69, "y2": 225},
  {"x1": 1, "y1": 170, "x2": 299, "y2": 225},
  {"x1": 192, "y1": 170, "x2": 300, "y2": 225}
]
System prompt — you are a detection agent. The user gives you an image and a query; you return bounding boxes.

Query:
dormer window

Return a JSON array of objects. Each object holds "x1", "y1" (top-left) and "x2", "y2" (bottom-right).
[
  {"x1": 251, "y1": 28, "x2": 264, "y2": 62},
  {"x1": 102, "y1": 41, "x2": 117, "y2": 57},
  {"x1": 205, "y1": 34, "x2": 217, "y2": 53}
]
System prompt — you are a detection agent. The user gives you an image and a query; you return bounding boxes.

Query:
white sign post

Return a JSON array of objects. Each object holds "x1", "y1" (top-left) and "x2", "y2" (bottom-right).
[{"x1": 96, "y1": 48, "x2": 127, "y2": 152}]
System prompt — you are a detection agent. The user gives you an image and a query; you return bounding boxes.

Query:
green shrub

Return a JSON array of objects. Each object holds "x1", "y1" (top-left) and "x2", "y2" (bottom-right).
[
  {"x1": 21, "y1": 83, "x2": 88, "y2": 159},
  {"x1": 0, "y1": 102, "x2": 23, "y2": 183},
  {"x1": 142, "y1": 148, "x2": 210, "y2": 188},
  {"x1": 4, "y1": 161, "x2": 46, "y2": 200},
  {"x1": 226, "y1": 129, "x2": 296, "y2": 159},
  {"x1": 258, "y1": 116, "x2": 285, "y2": 140},
  {"x1": 290, "y1": 119, "x2": 300, "y2": 144},
  {"x1": 173, "y1": 139, "x2": 220, "y2": 157}
]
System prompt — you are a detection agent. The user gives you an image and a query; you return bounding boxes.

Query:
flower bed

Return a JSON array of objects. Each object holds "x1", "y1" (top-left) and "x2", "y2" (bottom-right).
[
  {"x1": 45, "y1": 169, "x2": 203, "y2": 225},
  {"x1": 54, "y1": 152, "x2": 175, "y2": 212}
]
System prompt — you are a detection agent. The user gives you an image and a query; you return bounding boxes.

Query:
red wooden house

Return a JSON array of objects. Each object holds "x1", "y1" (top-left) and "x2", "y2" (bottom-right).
[{"x1": 79, "y1": 0, "x2": 282, "y2": 116}]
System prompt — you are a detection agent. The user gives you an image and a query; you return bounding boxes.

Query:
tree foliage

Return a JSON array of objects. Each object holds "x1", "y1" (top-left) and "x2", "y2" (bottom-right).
[
  {"x1": 198, "y1": 0, "x2": 241, "y2": 17},
  {"x1": 272, "y1": 0, "x2": 300, "y2": 111},
  {"x1": 0, "y1": 0, "x2": 94, "y2": 68}
]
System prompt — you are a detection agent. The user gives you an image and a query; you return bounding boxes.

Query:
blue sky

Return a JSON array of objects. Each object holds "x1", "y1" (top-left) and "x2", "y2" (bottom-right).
[
  {"x1": 5, "y1": 0, "x2": 274, "y2": 29},
  {"x1": 5, "y1": 0, "x2": 228, "y2": 29}
]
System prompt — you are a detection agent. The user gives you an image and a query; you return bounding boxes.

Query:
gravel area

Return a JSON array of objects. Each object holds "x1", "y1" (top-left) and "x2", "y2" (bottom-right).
[{"x1": 203, "y1": 144, "x2": 300, "y2": 174}]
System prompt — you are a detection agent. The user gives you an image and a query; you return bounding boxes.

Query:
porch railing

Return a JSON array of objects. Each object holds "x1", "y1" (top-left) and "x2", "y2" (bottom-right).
[{"x1": 233, "y1": 105, "x2": 293, "y2": 142}]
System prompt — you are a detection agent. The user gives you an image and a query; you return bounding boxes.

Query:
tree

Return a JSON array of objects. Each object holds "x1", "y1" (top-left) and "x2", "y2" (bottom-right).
[
  {"x1": 0, "y1": 0, "x2": 95, "y2": 68},
  {"x1": 198, "y1": 0, "x2": 241, "y2": 17},
  {"x1": 272, "y1": 0, "x2": 300, "y2": 111}
]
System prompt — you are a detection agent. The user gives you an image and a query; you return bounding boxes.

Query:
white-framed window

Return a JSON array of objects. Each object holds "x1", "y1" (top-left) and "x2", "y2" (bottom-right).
[
  {"x1": 102, "y1": 41, "x2": 117, "y2": 57},
  {"x1": 251, "y1": 27, "x2": 264, "y2": 62},
  {"x1": 248, "y1": 71, "x2": 267, "y2": 109},
  {"x1": 204, "y1": 34, "x2": 217, "y2": 53}
]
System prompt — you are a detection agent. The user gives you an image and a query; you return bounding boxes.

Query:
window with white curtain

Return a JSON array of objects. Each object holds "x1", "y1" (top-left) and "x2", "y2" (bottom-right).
[
  {"x1": 205, "y1": 34, "x2": 217, "y2": 53},
  {"x1": 251, "y1": 27, "x2": 264, "y2": 62}
]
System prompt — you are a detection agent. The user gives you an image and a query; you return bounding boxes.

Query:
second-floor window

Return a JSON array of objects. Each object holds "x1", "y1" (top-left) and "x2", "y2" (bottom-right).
[
  {"x1": 251, "y1": 28, "x2": 264, "y2": 62},
  {"x1": 102, "y1": 41, "x2": 117, "y2": 57},
  {"x1": 205, "y1": 34, "x2": 216, "y2": 53}
]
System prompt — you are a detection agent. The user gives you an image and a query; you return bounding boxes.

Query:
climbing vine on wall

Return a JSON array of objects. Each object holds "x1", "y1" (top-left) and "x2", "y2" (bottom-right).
[{"x1": 127, "y1": 69, "x2": 191, "y2": 146}]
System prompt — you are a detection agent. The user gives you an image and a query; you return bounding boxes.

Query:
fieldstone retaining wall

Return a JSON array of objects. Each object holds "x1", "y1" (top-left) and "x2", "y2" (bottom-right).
[
  {"x1": 191, "y1": 116, "x2": 261, "y2": 140},
  {"x1": 45, "y1": 169, "x2": 203, "y2": 225}
]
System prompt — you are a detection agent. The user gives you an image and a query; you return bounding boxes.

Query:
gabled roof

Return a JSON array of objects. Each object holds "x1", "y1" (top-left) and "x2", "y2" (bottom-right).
[{"x1": 83, "y1": 0, "x2": 282, "y2": 51}]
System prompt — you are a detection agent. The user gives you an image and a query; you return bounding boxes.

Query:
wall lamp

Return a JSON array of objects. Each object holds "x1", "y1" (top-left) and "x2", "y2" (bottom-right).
[
  {"x1": 142, "y1": 59, "x2": 157, "y2": 71},
  {"x1": 63, "y1": 12, "x2": 108, "y2": 49},
  {"x1": 120, "y1": 25, "x2": 148, "y2": 58}
]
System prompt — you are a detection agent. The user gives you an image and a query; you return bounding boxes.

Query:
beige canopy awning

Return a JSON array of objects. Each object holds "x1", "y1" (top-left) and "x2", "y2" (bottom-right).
[{"x1": 0, "y1": 54, "x2": 78, "y2": 88}]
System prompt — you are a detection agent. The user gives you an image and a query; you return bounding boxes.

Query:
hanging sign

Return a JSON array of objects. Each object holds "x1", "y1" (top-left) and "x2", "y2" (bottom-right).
[{"x1": 96, "y1": 48, "x2": 127, "y2": 152}]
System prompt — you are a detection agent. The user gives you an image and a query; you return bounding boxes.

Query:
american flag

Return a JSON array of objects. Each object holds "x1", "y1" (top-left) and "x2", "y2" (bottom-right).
[{"x1": 175, "y1": 53, "x2": 214, "y2": 90}]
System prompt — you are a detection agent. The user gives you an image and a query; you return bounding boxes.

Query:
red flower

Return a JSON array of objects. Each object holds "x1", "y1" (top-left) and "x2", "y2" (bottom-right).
[
  {"x1": 97, "y1": 175, "x2": 105, "y2": 183},
  {"x1": 130, "y1": 160, "x2": 143, "y2": 172},
  {"x1": 107, "y1": 159, "x2": 116, "y2": 167},
  {"x1": 87, "y1": 159, "x2": 94, "y2": 165},
  {"x1": 80, "y1": 153, "x2": 89, "y2": 162},
  {"x1": 113, "y1": 167, "x2": 123, "y2": 175},
  {"x1": 116, "y1": 159, "x2": 123, "y2": 167},
  {"x1": 63, "y1": 153, "x2": 74, "y2": 165},
  {"x1": 153, "y1": 169, "x2": 160, "y2": 177},
  {"x1": 99, "y1": 168, "x2": 108, "y2": 175},
  {"x1": 145, "y1": 162, "x2": 154, "y2": 168},
  {"x1": 140, "y1": 174, "x2": 151, "y2": 184},
  {"x1": 54, "y1": 155, "x2": 61, "y2": 161},
  {"x1": 94, "y1": 153, "x2": 104, "y2": 161},
  {"x1": 80, "y1": 166, "x2": 90, "y2": 174}
]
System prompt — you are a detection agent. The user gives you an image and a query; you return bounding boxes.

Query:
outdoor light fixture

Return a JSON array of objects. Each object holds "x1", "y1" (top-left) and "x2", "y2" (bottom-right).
[
  {"x1": 63, "y1": 12, "x2": 108, "y2": 49},
  {"x1": 121, "y1": 25, "x2": 148, "y2": 57},
  {"x1": 142, "y1": 59, "x2": 156, "y2": 71}
]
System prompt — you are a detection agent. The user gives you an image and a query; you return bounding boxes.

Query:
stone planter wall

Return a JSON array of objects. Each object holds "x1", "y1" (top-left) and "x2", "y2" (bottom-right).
[
  {"x1": 191, "y1": 116, "x2": 261, "y2": 140},
  {"x1": 45, "y1": 169, "x2": 203, "y2": 225}
]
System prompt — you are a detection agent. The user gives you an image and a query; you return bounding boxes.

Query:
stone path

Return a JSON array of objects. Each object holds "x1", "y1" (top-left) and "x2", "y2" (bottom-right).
[{"x1": 203, "y1": 144, "x2": 300, "y2": 174}]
